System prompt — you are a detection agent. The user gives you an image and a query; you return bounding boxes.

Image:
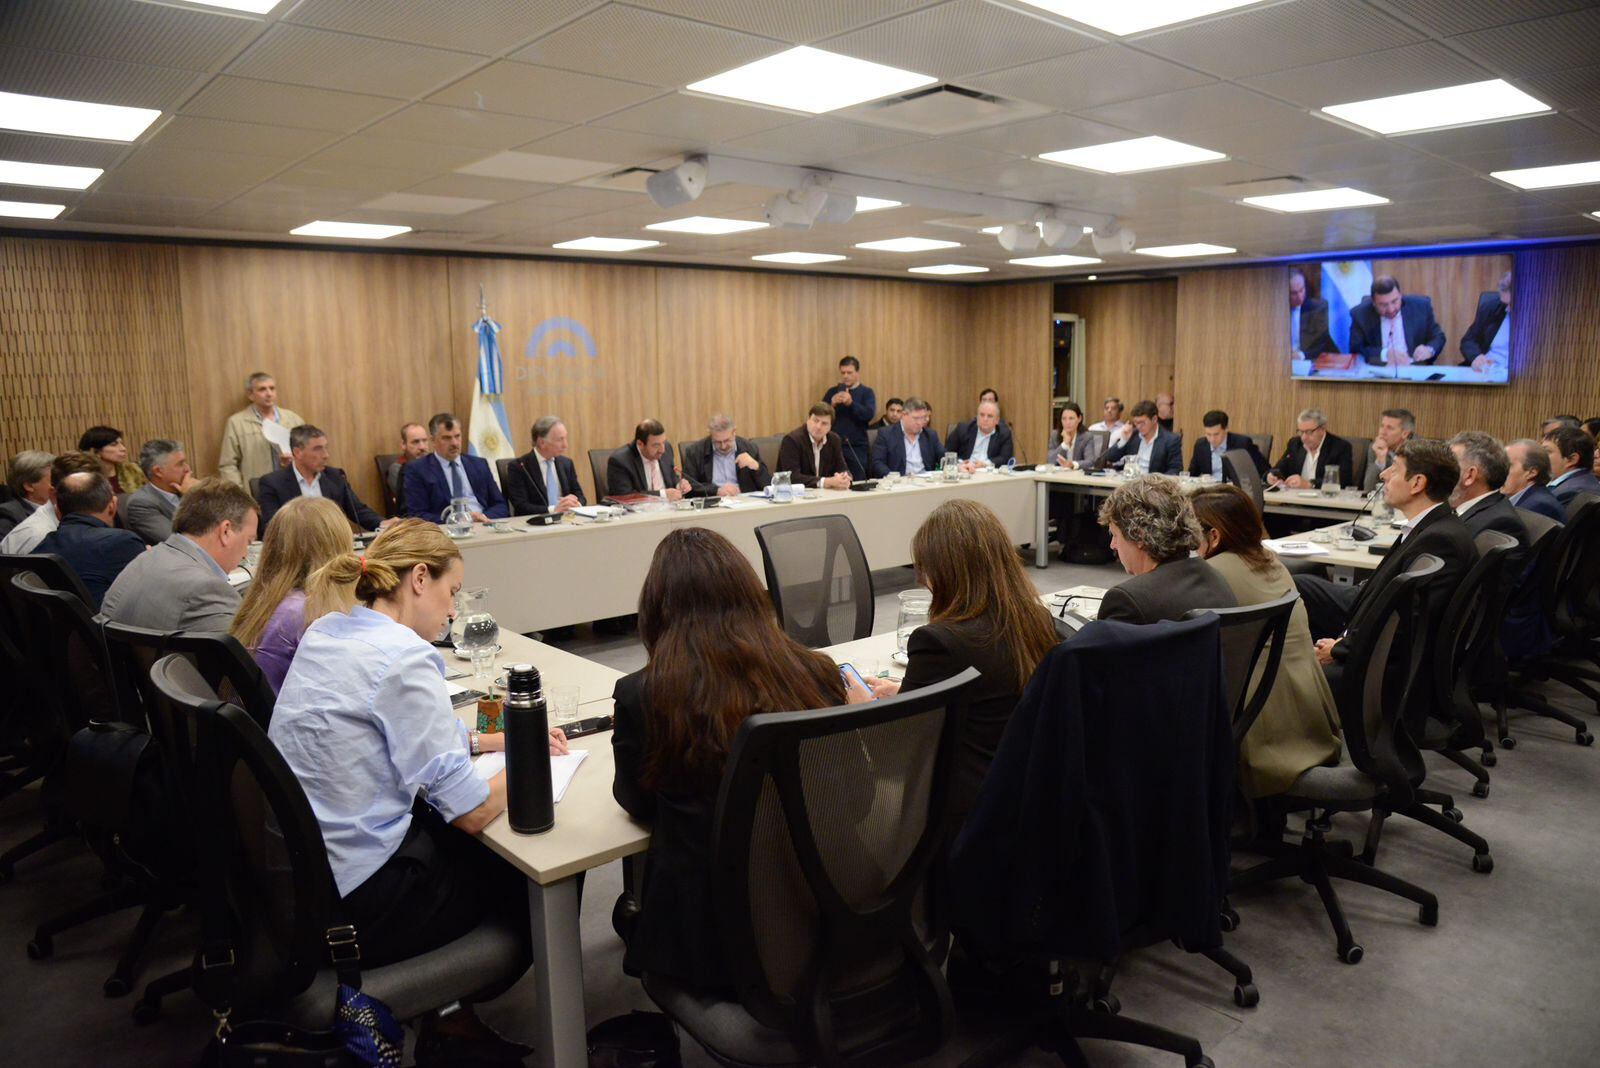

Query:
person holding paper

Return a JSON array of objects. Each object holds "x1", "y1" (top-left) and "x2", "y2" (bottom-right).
[{"x1": 218, "y1": 371, "x2": 303, "y2": 487}]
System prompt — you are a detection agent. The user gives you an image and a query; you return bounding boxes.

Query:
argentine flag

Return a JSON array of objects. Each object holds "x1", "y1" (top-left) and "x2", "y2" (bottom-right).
[
  {"x1": 1322, "y1": 260, "x2": 1373, "y2": 355},
  {"x1": 468, "y1": 314, "x2": 516, "y2": 485}
]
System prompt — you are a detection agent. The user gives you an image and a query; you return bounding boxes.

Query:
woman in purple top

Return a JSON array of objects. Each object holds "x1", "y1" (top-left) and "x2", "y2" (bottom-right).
[{"x1": 229, "y1": 496, "x2": 353, "y2": 692}]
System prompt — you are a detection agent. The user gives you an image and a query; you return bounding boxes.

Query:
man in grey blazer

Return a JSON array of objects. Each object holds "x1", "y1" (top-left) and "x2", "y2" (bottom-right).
[
  {"x1": 101, "y1": 478, "x2": 258, "y2": 634},
  {"x1": 123, "y1": 439, "x2": 195, "y2": 545}
]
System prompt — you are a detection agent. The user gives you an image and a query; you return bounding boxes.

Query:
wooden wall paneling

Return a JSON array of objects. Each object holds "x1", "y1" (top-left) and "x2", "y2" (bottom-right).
[
  {"x1": 965, "y1": 282, "x2": 1052, "y2": 464},
  {"x1": 1054, "y1": 279, "x2": 1177, "y2": 432},
  {"x1": 178, "y1": 245, "x2": 453, "y2": 507},
  {"x1": 0, "y1": 237, "x2": 191, "y2": 463}
]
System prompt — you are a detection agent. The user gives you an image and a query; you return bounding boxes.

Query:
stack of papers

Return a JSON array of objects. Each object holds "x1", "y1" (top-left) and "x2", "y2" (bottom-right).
[
  {"x1": 1265, "y1": 538, "x2": 1331, "y2": 557},
  {"x1": 472, "y1": 748, "x2": 589, "y2": 803}
]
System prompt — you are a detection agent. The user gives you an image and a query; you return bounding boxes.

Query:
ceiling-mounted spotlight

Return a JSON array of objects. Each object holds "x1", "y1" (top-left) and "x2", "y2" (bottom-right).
[
  {"x1": 1091, "y1": 225, "x2": 1136, "y2": 255},
  {"x1": 646, "y1": 155, "x2": 707, "y2": 209},
  {"x1": 997, "y1": 222, "x2": 1041, "y2": 253},
  {"x1": 1038, "y1": 216, "x2": 1084, "y2": 250},
  {"x1": 765, "y1": 177, "x2": 857, "y2": 230},
  {"x1": 764, "y1": 190, "x2": 817, "y2": 229}
]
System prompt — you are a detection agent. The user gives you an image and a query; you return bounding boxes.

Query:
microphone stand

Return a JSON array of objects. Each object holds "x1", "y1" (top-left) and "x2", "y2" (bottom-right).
[{"x1": 1344, "y1": 485, "x2": 1384, "y2": 541}]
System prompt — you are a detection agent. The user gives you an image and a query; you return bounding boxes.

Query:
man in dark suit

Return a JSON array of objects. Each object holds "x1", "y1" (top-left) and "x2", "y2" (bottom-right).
[
  {"x1": 1189, "y1": 409, "x2": 1267, "y2": 479},
  {"x1": 33, "y1": 472, "x2": 147, "y2": 608},
  {"x1": 1360, "y1": 409, "x2": 1416, "y2": 492},
  {"x1": 1298, "y1": 438, "x2": 1477, "y2": 650},
  {"x1": 0, "y1": 450, "x2": 54, "y2": 539},
  {"x1": 1103, "y1": 399, "x2": 1182, "y2": 476},
  {"x1": 1459, "y1": 272, "x2": 1511, "y2": 375},
  {"x1": 258, "y1": 424, "x2": 385, "y2": 531},
  {"x1": 403, "y1": 412, "x2": 509, "y2": 522},
  {"x1": 504, "y1": 415, "x2": 586, "y2": 516},
  {"x1": 1347, "y1": 276, "x2": 1447, "y2": 367},
  {"x1": 777, "y1": 405, "x2": 852, "y2": 490},
  {"x1": 824, "y1": 355, "x2": 877, "y2": 479},
  {"x1": 1448, "y1": 433, "x2": 1528, "y2": 547},
  {"x1": 607, "y1": 419, "x2": 691, "y2": 500},
  {"x1": 1269, "y1": 408, "x2": 1354, "y2": 489},
  {"x1": 870, "y1": 397, "x2": 944, "y2": 478},
  {"x1": 1503, "y1": 438, "x2": 1566, "y2": 522},
  {"x1": 945, "y1": 399, "x2": 1016, "y2": 468},
  {"x1": 1289, "y1": 267, "x2": 1335, "y2": 358},
  {"x1": 680, "y1": 414, "x2": 772, "y2": 497},
  {"x1": 1543, "y1": 424, "x2": 1600, "y2": 513}
]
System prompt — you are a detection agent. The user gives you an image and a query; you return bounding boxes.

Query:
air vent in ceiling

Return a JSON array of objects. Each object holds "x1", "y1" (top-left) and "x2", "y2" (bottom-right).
[
  {"x1": 581, "y1": 167, "x2": 659, "y2": 193},
  {"x1": 842, "y1": 84, "x2": 1049, "y2": 135}
]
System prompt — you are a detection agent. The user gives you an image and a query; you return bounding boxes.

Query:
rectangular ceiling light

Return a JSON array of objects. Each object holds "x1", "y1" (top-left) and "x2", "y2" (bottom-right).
[
  {"x1": 645, "y1": 216, "x2": 768, "y2": 234},
  {"x1": 686, "y1": 46, "x2": 936, "y2": 115},
  {"x1": 1009, "y1": 254, "x2": 1102, "y2": 267},
  {"x1": 290, "y1": 221, "x2": 411, "y2": 240},
  {"x1": 1242, "y1": 187, "x2": 1390, "y2": 213},
  {"x1": 183, "y1": 0, "x2": 283, "y2": 11},
  {"x1": 552, "y1": 236, "x2": 661, "y2": 252},
  {"x1": 753, "y1": 252, "x2": 847, "y2": 264},
  {"x1": 854, "y1": 196, "x2": 901, "y2": 213},
  {"x1": 1490, "y1": 161, "x2": 1600, "y2": 190},
  {"x1": 0, "y1": 200, "x2": 65, "y2": 220},
  {"x1": 1012, "y1": 1, "x2": 1265, "y2": 37},
  {"x1": 1039, "y1": 135, "x2": 1225, "y2": 174},
  {"x1": 1135, "y1": 242, "x2": 1237, "y2": 258},
  {"x1": 909, "y1": 264, "x2": 988, "y2": 275},
  {"x1": 855, "y1": 237, "x2": 961, "y2": 252},
  {"x1": 1321, "y1": 79, "x2": 1549, "y2": 135},
  {"x1": 0, "y1": 159, "x2": 102, "y2": 190},
  {"x1": 0, "y1": 91, "x2": 160, "y2": 142}
]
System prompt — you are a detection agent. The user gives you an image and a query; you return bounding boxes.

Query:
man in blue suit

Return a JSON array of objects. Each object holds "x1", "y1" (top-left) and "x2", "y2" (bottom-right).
[
  {"x1": 1543, "y1": 425, "x2": 1600, "y2": 513},
  {"x1": 1102, "y1": 399, "x2": 1183, "y2": 476},
  {"x1": 403, "y1": 412, "x2": 508, "y2": 522},
  {"x1": 1502, "y1": 439, "x2": 1566, "y2": 522},
  {"x1": 1347, "y1": 276, "x2": 1447, "y2": 367},
  {"x1": 871, "y1": 396, "x2": 943, "y2": 477}
]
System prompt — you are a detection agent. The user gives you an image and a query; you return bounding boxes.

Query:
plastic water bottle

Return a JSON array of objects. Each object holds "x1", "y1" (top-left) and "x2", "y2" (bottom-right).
[{"x1": 504, "y1": 664, "x2": 554, "y2": 834}]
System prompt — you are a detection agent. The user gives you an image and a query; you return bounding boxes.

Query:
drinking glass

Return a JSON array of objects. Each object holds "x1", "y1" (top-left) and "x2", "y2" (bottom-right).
[
  {"x1": 548, "y1": 684, "x2": 581, "y2": 727},
  {"x1": 453, "y1": 587, "x2": 498, "y2": 677},
  {"x1": 896, "y1": 590, "x2": 931, "y2": 655},
  {"x1": 771, "y1": 470, "x2": 793, "y2": 502},
  {"x1": 940, "y1": 454, "x2": 960, "y2": 482},
  {"x1": 1321, "y1": 467, "x2": 1341, "y2": 497}
]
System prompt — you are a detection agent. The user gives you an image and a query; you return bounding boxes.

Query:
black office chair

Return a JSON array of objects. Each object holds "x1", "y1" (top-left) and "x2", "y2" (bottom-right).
[
  {"x1": 749, "y1": 435, "x2": 783, "y2": 472},
  {"x1": 1223, "y1": 449, "x2": 1266, "y2": 514},
  {"x1": 755, "y1": 514, "x2": 874, "y2": 646},
  {"x1": 1505, "y1": 495, "x2": 1599, "y2": 744},
  {"x1": 105, "y1": 621, "x2": 276, "y2": 731},
  {"x1": 374, "y1": 453, "x2": 401, "y2": 517},
  {"x1": 0, "y1": 550, "x2": 93, "y2": 607},
  {"x1": 1229, "y1": 556, "x2": 1443, "y2": 964},
  {"x1": 1245, "y1": 433, "x2": 1273, "y2": 463},
  {"x1": 1348, "y1": 436, "x2": 1372, "y2": 490},
  {"x1": 643, "y1": 668, "x2": 978, "y2": 1067},
  {"x1": 1187, "y1": 591, "x2": 1295, "y2": 752},
  {"x1": 1489, "y1": 510, "x2": 1562, "y2": 749},
  {"x1": 494, "y1": 456, "x2": 515, "y2": 497},
  {"x1": 588, "y1": 448, "x2": 611, "y2": 502}
]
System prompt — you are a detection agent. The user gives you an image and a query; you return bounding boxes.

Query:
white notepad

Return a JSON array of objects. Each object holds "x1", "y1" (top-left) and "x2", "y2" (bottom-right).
[{"x1": 472, "y1": 749, "x2": 589, "y2": 804}]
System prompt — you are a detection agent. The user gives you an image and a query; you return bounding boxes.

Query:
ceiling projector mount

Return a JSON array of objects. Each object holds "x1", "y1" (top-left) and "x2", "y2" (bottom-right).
[
  {"x1": 764, "y1": 176, "x2": 857, "y2": 230},
  {"x1": 997, "y1": 210, "x2": 1134, "y2": 255}
]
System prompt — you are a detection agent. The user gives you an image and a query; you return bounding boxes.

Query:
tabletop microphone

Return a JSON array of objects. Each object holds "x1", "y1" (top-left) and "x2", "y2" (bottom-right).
[{"x1": 1344, "y1": 485, "x2": 1384, "y2": 541}]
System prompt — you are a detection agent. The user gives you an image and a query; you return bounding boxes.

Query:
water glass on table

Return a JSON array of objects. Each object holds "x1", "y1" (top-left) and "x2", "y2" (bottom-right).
[
  {"x1": 548, "y1": 684, "x2": 581, "y2": 727},
  {"x1": 896, "y1": 590, "x2": 931, "y2": 655},
  {"x1": 1321, "y1": 467, "x2": 1342, "y2": 497}
]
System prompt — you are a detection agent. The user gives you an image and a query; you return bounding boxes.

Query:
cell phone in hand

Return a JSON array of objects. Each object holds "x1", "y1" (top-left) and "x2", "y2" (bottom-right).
[{"x1": 839, "y1": 663, "x2": 875, "y2": 699}]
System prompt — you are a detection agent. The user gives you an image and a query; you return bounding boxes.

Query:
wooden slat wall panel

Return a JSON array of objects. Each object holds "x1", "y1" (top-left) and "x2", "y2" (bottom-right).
[
  {"x1": 0, "y1": 237, "x2": 191, "y2": 462},
  {"x1": 965, "y1": 282, "x2": 1052, "y2": 465},
  {"x1": 1055, "y1": 279, "x2": 1177, "y2": 426}
]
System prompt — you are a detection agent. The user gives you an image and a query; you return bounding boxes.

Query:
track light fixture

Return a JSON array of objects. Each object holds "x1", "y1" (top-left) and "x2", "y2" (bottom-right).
[{"x1": 645, "y1": 155, "x2": 708, "y2": 209}]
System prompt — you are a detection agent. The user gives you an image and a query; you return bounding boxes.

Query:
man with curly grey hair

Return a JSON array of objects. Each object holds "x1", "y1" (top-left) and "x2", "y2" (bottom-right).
[{"x1": 1095, "y1": 475, "x2": 1237, "y2": 624}]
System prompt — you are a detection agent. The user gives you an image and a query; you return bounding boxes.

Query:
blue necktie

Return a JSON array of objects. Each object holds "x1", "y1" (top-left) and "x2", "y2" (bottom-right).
[
  {"x1": 449, "y1": 460, "x2": 466, "y2": 498},
  {"x1": 545, "y1": 460, "x2": 561, "y2": 509}
]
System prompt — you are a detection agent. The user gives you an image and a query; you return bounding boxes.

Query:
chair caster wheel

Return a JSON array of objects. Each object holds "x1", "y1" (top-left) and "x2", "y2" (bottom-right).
[
  {"x1": 1472, "y1": 782, "x2": 1490, "y2": 799},
  {"x1": 1481, "y1": 751, "x2": 1497, "y2": 768},
  {"x1": 1092, "y1": 994, "x2": 1121, "y2": 1015},
  {"x1": 1219, "y1": 907, "x2": 1240, "y2": 932},
  {"x1": 1577, "y1": 730, "x2": 1594, "y2": 747},
  {"x1": 1500, "y1": 736, "x2": 1516, "y2": 750},
  {"x1": 1443, "y1": 806, "x2": 1464, "y2": 823},
  {"x1": 1419, "y1": 902, "x2": 1439, "y2": 926},
  {"x1": 1233, "y1": 982, "x2": 1259, "y2": 1008},
  {"x1": 1338, "y1": 942, "x2": 1364, "y2": 965},
  {"x1": 26, "y1": 936, "x2": 51, "y2": 960},
  {"x1": 1187, "y1": 1056, "x2": 1215, "y2": 1068},
  {"x1": 1472, "y1": 853, "x2": 1494, "y2": 874},
  {"x1": 103, "y1": 976, "x2": 130, "y2": 998},
  {"x1": 132, "y1": 999, "x2": 160, "y2": 1025}
]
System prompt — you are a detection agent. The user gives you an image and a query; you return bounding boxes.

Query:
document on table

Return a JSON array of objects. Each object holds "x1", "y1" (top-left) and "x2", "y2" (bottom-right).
[
  {"x1": 472, "y1": 749, "x2": 589, "y2": 803},
  {"x1": 1265, "y1": 538, "x2": 1331, "y2": 557},
  {"x1": 261, "y1": 418, "x2": 292, "y2": 455}
]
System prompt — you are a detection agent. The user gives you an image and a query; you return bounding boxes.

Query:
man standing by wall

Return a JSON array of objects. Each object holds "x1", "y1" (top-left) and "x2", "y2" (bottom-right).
[
  {"x1": 219, "y1": 371, "x2": 303, "y2": 486},
  {"x1": 824, "y1": 355, "x2": 876, "y2": 479}
]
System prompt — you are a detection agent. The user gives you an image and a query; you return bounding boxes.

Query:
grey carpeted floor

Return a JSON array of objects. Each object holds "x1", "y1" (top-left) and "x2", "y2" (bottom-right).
[{"x1": 3, "y1": 556, "x2": 1598, "y2": 1066}]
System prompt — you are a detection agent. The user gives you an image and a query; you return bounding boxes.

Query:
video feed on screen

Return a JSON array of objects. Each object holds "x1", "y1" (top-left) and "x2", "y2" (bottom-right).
[{"x1": 1287, "y1": 253, "x2": 1514, "y2": 386}]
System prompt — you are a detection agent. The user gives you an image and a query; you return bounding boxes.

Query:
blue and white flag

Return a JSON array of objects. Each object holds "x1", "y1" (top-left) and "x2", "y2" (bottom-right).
[
  {"x1": 1322, "y1": 259, "x2": 1373, "y2": 355},
  {"x1": 468, "y1": 314, "x2": 515, "y2": 483}
]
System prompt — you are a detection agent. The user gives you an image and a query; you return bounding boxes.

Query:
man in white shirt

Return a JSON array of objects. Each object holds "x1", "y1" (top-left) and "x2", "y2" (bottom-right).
[
  {"x1": 256, "y1": 424, "x2": 387, "y2": 531},
  {"x1": 1461, "y1": 272, "x2": 1512, "y2": 376},
  {"x1": 1268, "y1": 408, "x2": 1353, "y2": 490},
  {"x1": 0, "y1": 451, "x2": 99, "y2": 555},
  {"x1": 1088, "y1": 397, "x2": 1126, "y2": 434},
  {"x1": 0, "y1": 450, "x2": 54, "y2": 539}
]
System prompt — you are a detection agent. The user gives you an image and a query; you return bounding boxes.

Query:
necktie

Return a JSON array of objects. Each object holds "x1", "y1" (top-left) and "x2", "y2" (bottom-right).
[
  {"x1": 648, "y1": 460, "x2": 662, "y2": 493},
  {"x1": 545, "y1": 459, "x2": 561, "y2": 508},
  {"x1": 450, "y1": 460, "x2": 466, "y2": 498}
]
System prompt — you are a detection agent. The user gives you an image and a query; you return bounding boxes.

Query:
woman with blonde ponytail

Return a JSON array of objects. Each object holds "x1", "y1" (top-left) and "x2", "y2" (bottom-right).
[{"x1": 269, "y1": 518, "x2": 560, "y2": 1061}]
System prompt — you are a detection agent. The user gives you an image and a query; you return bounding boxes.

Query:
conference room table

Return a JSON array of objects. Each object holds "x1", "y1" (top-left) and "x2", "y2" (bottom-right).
[
  {"x1": 1268, "y1": 519, "x2": 1393, "y2": 583},
  {"x1": 1033, "y1": 467, "x2": 1376, "y2": 523}
]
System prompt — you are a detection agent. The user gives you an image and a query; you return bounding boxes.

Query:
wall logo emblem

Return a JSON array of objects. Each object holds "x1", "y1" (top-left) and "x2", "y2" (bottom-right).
[
  {"x1": 525, "y1": 317, "x2": 598, "y2": 360},
  {"x1": 518, "y1": 316, "x2": 604, "y2": 395}
]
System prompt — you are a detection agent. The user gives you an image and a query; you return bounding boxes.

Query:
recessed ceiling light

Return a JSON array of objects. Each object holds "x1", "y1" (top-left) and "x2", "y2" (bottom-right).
[
  {"x1": 980, "y1": 226, "x2": 1004, "y2": 235},
  {"x1": 1082, "y1": 225, "x2": 1095, "y2": 234},
  {"x1": 854, "y1": 196, "x2": 901, "y2": 213},
  {"x1": 1242, "y1": 187, "x2": 1390, "y2": 213},
  {"x1": 1086, "y1": 274, "x2": 1098, "y2": 280},
  {"x1": 1135, "y1": 243, "x2": 1237, "y2": 258},
  {"x1": 0, "y1": 200, "x2": 65, "y2": 220},
  {"x1": 1490, "y1": 161, "x2": 1600, "y2": 190},
  {"x1": 552, "y1": 236, "x2": 662, "y2": 252},
  {"x1": 753, "y1": 252, "x2": 848, "y2": 264},
  {"x1": 290, "y1": 221, "x2": 411, "y2": 240},
  {"x1": 855, "y1": 237, "x2": 962, "y2": 253},
  {"x1": 1009, "y1": 254, "x2": 1103, "y2": 267},
  {"x1": 686, "y1": 46, "x2": 936, "y2": 115},
  {"x1": 1011, "y1": 1, "x2": 1265, "y2": 37},
  {"x1": 0, "y1": 91, "x2": 160, "y2": 142},
  {"x1": 182, "y1": 0, "x2": 282, "y2": 12},
  {"x1": 1039, "y1": 136, "x2": 1226, "y2": 174},
  {"x1": 909, "y1": 264, "x2": 988, "y2": 275},
  {"x1": 1320, "y1": 79, "x2": 1550, "y2": 136},
  {"x1": 645, "y1": 216, "x2": 767, "y2": 235},
  {"x1": 0, "y1": 160, "x2": 102, "y2": 190}
]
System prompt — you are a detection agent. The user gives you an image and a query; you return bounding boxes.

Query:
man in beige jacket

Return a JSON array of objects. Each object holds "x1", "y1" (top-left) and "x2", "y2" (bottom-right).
[{"x1": 218, "y1": 371, "x2": 304, "y2": 487}]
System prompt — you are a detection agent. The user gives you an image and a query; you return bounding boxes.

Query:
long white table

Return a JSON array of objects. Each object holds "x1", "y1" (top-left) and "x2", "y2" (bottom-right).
[{"x1": 1033, "y1": 467, "x2": 1375, "y2": 522}]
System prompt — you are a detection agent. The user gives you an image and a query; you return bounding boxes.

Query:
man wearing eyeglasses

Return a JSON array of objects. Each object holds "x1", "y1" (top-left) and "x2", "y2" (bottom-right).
[
  {"x1": 1267, "y1": 409, "x2": 1354, "y2": 490},
  {"x1": 1460, "y1": 271, "x2": 1513, "y2": 378}
]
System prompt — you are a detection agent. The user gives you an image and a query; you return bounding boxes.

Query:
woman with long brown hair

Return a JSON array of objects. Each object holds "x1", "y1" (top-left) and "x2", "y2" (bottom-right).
[
  {"x1": 611, "y1": 526, "x2": 857, "y2": 990},
  {"x1": 868, "y1": 498, "x2": 1059, "y2": 816},
  {"x1": 1190, "y1": 484, "x2": 1341, "y2": 797},
  {"x1": 228, "y1": 495, "x2": 351, "y2": 692}
]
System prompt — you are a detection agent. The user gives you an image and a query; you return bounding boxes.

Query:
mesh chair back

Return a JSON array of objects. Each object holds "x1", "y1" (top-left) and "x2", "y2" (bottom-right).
[
  {"x1": 712, "y1": 668, "x2": 976, "y2": 1062},
  {"x1": 1246, "y1": 433, "x2": 1273, "y2": 462},
  {"x1": 1222, "y1": 449, "x2": 1266, "y2": 514},
  {"x1": 105, "y1": 621, "x2": 276, "y2": 731},
  {"x1": 945, "y1": 422, "x2": 960, "y2": 446},
  {"x1": 1433, "y1": 532, "x2": 1516, "y2": 742},
  {"x1": 1548, "y1": 495, "x2": 1600, "y2": 636},
  {"x1": 750, "y1": 435, "x2": 783, "y2": 470},
  {"x1": 1184, "y1": 589, "x2": 1296, "y2": 745},
  {"x1": 867, "y1": 427, "x2": 879, "y2": 455},
  {"x1": 1520, "y1": 510, "x2": 1561, "y2": 546},
  {"x1": 11, "y1": 571, "x2": 121, "y2": 725},
  {"x1": 755, "y1": 515, "x2": 875, "y2": 646},
  {"x1": 494, "y1": 458, "x2": 514, "y2": 492},
  {"x1": 0, "y1": 551, "x2": 93, "y2": 608},
  {"x1": 373, "y1": 454, "x2": 400, "y2": 517},
  {"x1": 587, "y1": 449, "x2": 611, "y2": 502}
]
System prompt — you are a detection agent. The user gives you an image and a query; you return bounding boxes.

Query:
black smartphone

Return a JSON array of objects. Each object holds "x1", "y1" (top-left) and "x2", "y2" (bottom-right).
[{"x1": 562, "y1": 714, "x2": 615, "y2": 739}]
